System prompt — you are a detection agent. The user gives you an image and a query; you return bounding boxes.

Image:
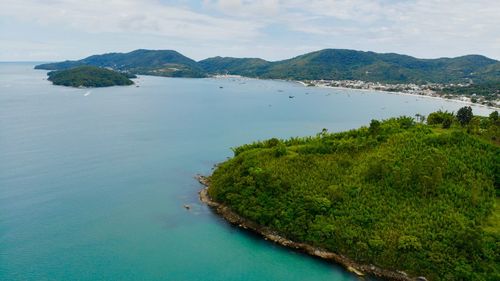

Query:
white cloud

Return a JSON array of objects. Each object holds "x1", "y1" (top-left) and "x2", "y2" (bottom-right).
[
  {"x1": 1, "y1": 0, "x2": 262, "y2": 41},
  {"x1": 205, "y1": 0, "x2": 280, "y2": 18},
  {"x1": 286, "y1": 0, "x2": 500, "y2": 58},
  {"x1": 1, "y1": 0, "x2": 499, "y2": 60}
]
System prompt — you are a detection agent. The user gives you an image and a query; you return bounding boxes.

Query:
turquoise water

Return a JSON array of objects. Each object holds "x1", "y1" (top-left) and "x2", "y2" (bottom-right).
[{"x1": 0, "y1": 63, "x2": 493, "y2": 281}]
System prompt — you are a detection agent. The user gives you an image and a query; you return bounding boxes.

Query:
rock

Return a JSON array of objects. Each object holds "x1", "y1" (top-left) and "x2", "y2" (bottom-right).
[
  {"x1": 416, "y1": 277, "x2": 428, "y2": 281},
  {"x1": 347, "y1": 266, "x2": 364, "y2": 276}
]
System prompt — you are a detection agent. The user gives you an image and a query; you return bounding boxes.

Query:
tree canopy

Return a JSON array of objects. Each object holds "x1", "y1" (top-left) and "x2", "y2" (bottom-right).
[
  {"x1": 47, "y1": 66, "x2": 134, "y2": 88},
  {"x1": 208, "y1": 109, "x2": 500, "y2": 281}
]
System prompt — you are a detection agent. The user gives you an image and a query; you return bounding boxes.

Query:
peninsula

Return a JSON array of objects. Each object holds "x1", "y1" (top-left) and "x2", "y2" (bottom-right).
[
  {"x1": 47, "y1": 66, "x2": 135, "y2": 88},
  {"x1": 199, "y1": 109, "x2": 500, "y2": 281}
]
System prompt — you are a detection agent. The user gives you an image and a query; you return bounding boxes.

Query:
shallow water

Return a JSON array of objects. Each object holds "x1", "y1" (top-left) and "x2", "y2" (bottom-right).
[{"x1": 0, "y1": 63, "x2": 493, "y2": 281}]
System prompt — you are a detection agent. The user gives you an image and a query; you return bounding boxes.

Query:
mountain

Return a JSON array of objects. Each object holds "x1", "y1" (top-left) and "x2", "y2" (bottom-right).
[
  {"x1": 47, "y1": 66, "x2": 134, "y2": 87},
  {"x1": 35, "y1": 49, "x2": 206, "y2": 78},
  {"x1": 201, "y1": 49, "x2": 500, "y2": 84},
  {"x1": 198, "y1": 57, "x2": 271, "y2": 77},
  {"x1": 476, "y1": 61, "x2": 500, "y2": 80},
  {"x1": 35, "y1": 49, "x2": 500, "y2": 83}
]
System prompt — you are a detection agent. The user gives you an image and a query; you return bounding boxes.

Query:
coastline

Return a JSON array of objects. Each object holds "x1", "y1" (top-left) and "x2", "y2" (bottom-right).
[
  {"x1": 293, "y1": 81, "x2": 499, "y2": 111},
  {"x1": 196, "y1": 175, "x2": 425, "y2": 281},
  {"x1": 209, "y1": 75, "x2": 499, "y2": 111}
]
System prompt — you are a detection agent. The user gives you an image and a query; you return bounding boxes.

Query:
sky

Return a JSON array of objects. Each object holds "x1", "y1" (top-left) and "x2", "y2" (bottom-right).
[{"x1": 1, "y1": 0, "x2": 499, "y2": 62}]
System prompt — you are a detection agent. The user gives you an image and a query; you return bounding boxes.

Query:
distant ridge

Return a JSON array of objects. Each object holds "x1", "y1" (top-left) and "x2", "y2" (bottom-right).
[
  {"x1": 35, "y1": 49, "x2": 206, "y2": 78},
  {"x1": 35, "y1": 49, "x2": 500, "y2": 84}
]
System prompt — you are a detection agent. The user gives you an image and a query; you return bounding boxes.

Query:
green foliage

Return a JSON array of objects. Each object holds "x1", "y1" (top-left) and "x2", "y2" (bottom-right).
[
  {"x1": 438, "y1": 82, "x2": 500, "y2": 99},
  {"x1": 274, "y1": 143, "x2": 288, "y2": 157},
  {"x1": 442, "y1": 117, "x2": 453, "y2": 129},
  {"x1": 209, "y1": 113, "x2": 500, "y2": 281},
  {"x1": 369, "y1": 119, "x2": 381, "y2": 135},
  {"x1": 199, "y1": 57, "x2": 271, "y2": 76},
  {"x1": 47, "y1": 66, "x2": 134, "y2": 88},
  {"x1": 37, "y1": 49, "x2": 206, "y2": 78},
  {"x1": 457, "y1": 106, "x2": 474, "y2": 126},
  {"x1": 398, "y1": 235, "x2": 422, "y2": 251},
  {"x1": 200, "y1": 49, "x2": 500, "y2": 84},
  {"x1": 490, "y1": 111, "x2": 499, "y2": 122},
  {"x1": 427, "y1": 110, "x2": 455, "y2": 128}
]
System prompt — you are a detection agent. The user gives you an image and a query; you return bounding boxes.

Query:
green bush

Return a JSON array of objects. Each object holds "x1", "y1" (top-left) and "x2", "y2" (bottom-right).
[{"x1": 209, "y1": 113, "x2": 500, "y2": 281}]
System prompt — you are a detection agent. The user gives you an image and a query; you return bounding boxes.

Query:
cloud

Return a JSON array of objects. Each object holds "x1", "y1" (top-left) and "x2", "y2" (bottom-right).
[
  {"x1": 1, "y1": 0, "x2": 499, "y2": 60},
  {"x1": 285, "y1": 0, "x2": 500, "y2": 58},
  {"x1": 199, "y1": 0, "x2": 500, "y2": 58},
  {"x1": 1, "y1": 0, "x2": 262, "y2": 41},
  {"x1": 214, "y1": 0, "x2": 280, "y2": 17}
]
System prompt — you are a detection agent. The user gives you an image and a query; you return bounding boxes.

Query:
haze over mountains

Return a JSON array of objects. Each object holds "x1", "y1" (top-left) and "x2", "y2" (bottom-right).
[{"x1": 35, "y1": 49, "x2": 500, "y2": 84}]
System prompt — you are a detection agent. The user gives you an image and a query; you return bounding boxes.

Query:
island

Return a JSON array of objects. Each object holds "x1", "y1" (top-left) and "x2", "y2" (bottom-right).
[
  {"x1": 46, "y1": 66, "x2": 135, "y2": 88},
  {"x1": 199, "y1": 108, "x2": 499, "y2": 281},
  {"x1": 36, "y1": 49, "x2": 207, "y2": 78}
]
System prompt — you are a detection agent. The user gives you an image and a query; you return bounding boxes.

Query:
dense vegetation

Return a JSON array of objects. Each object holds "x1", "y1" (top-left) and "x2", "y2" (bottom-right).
[
  {"x1": 198, "y1": 57, "x2": 271, "y2": 77},
  {"x1": 437, "y1": 82, "x2": 500, "y2": 103},
  {"x1": 200, "y1": 49, "x2": 500, "y2": 84},
  {"x1": 208, "y1": 109, "x2": 500, "y2": 281},
  {"x1": 36, "y1": 49, "x2": 500, "y2": 83},
  {"x1": 37, "y1": 49, "x2": 206, "y2": 78},
  {"x1": 47, "y1": 66, "x2": 134, "y2": 87}
]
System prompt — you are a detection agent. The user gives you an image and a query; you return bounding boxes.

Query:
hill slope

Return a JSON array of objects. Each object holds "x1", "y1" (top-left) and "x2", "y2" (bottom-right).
[
  {"x1": 201, "y1": 49, "x2": 500, "y2": 84},
  {"x1": 47, "y1": 66, "x2": 134, "y2": 87},
  {"x1": 208, "y1": 114, "x2": 500, "y2": 281},
  {"x1": 198, "y1": 57, "x2": 271, "y2": 77},
  {"x1": 36, "y1": 49, "x2": 206, "y2": 78}
]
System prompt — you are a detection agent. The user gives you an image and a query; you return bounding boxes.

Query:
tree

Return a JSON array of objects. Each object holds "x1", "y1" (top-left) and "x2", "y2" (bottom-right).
[
  {"x1": 442, "y1": 117, "x2": 452, "y2": 129},
  {"x1": 456, "y1": 106, "x2": 473, "y2": 126},
  {"x1": 427, "y1": 110, "x2": 454, "y2": 127},
  {"x1": 489, "y1": 111, "x2": 499, "y2": 122},
  {"x1": 369, "y1": 119, "x2": 381, "y2": 135}
]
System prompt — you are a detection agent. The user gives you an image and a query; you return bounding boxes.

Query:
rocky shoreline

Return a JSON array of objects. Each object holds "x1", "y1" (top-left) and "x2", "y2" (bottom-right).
[{"x1": 196, "y1": 175, "x2": 427, "y2": 281}]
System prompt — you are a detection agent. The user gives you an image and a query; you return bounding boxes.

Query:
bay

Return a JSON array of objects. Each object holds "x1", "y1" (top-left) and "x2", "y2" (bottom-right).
[{"x1": 0, "y1": 63, "x2": 493, "y2": 281}]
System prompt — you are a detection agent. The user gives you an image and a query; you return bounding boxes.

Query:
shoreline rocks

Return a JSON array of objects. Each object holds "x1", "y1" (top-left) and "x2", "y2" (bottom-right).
[{"x1": 196, "y1": 174, "x2": 423, "y2": 281}]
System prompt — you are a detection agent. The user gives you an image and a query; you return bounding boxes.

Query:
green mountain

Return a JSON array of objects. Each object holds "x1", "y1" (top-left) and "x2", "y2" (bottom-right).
[
  {"x1": 36, "y1": 48, "x2": 500, "y2": 83},
  {"x1": 200, "y1": 49, "x2": 500, "y2": 84},
  {"x1": 47, "y1": 66, "x2": 134, "y2": 87},
  {"x1": 198, "y1": 57, "x2": 271, "y2": 77},
  {"x1": 208, "y1": 112, "x2": 500, "y2": 281},
  {"x1": 36, "y1": 49, "x2": 206, "y2": 78},
  {"x1": 477, "y1": 62, "x2": 500, "y2": 80}
]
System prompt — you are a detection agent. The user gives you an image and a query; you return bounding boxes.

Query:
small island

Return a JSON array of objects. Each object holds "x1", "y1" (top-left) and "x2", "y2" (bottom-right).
[
  {"x1": 200, "y1": 108, "x2": 499, "y2": 281},
  {"x1": 46, "y1": 66, "x2": 135, "y2": 88}
]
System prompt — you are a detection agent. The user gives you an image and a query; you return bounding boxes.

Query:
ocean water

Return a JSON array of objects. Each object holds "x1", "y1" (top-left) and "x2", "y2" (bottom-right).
[{"x1": 0, "y1": 63, "x2": 493, "y2": 281}]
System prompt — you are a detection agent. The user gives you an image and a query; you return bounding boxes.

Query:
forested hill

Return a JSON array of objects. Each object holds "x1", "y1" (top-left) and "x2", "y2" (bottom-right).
[
  {"x1": 47, "y1": 66, "x2": 134, "y2": 87},
  {"x1": 200, "y1": 50, "x2": 500, "y2": 84},
  {"x1": 36, "y1": 49, "x2": 206, "y2": 78},
  {"x1": 36, "y1": 49, "x2": 500, "y2": 83},
  {"x1": 208, "y1": 109, "x2": 500, "y2": 281},
  {"x1": 198, "y1": 57, "x2": 271, "y2": 77}
]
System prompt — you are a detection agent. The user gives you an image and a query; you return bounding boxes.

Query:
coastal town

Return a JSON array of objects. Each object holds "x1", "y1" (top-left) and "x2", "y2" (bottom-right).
[{"x1": 301, "y1": 79, "x2": 500, "y2": 108}]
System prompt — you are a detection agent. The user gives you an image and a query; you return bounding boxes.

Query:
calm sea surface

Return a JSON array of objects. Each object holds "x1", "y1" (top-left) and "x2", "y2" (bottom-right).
[{"x1": 0, "y1": 63, "x2": 493, "y2": 281}]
